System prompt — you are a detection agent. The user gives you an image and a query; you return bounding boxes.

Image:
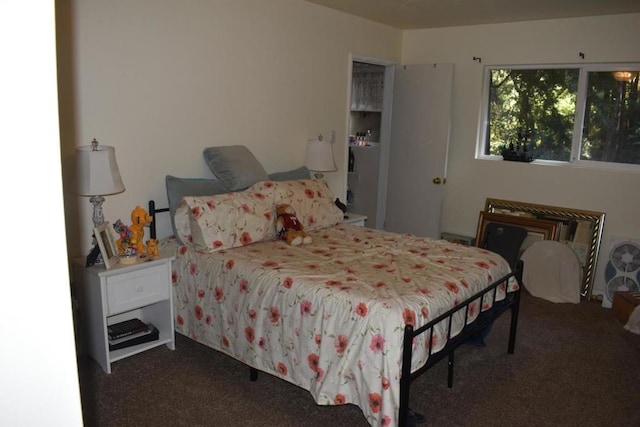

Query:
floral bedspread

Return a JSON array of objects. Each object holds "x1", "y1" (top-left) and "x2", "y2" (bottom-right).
[{"x1": 160, "y1": 224, "x2": 515, "y2": 426}]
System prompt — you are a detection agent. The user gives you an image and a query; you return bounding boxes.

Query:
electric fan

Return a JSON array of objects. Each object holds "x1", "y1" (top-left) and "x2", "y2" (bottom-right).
[{"x1": 602, "y1": 238, "x2": 640, "y2": 308}]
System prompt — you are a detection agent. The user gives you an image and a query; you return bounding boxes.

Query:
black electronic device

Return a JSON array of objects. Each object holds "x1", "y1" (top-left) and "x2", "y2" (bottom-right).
[{"x1": 86, "y1": 245, "x2": 101, "y2": 267}]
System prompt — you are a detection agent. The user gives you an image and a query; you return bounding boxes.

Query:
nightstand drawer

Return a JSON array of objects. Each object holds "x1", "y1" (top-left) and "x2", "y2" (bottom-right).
[{"x1": 105, "y1": 264, "x2": 169, "y2": 315}]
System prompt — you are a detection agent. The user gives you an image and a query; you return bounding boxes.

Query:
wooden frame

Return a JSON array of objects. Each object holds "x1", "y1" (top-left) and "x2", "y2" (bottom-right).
[
  {"x1": 484, "y1": 198, "x2": 605, "y2": 299},
  {"x1": 94, "y1": 222, "x2": 119, "y2": 269},
  {"x1": 476, "y1": 211, "x2": 560, "y2": 259}
]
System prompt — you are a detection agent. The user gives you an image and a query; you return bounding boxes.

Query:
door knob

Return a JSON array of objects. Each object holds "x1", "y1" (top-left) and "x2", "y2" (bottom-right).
[{"x1": 432, "y1": 177, "x2": 445, "y2": 185}]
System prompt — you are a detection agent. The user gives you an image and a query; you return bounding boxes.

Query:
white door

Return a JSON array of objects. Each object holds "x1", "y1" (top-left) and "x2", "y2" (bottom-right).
[{"x1": 384, "y1": 63, "x2": 454, "y2": 238}]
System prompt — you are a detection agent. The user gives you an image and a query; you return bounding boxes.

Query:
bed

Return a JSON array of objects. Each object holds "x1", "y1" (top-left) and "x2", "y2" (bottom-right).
[{"x1": 149, "y1": 146, "x2": 523, "y2": 427}]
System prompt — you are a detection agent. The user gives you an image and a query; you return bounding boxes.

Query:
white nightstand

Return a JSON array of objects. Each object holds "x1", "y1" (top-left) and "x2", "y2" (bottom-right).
[
  {"x1": 73, "y1": 256, "x2": 175, "y2": 373},
  {"x1": 343, "y1": 213, "x2": 368, "y2": 227}
]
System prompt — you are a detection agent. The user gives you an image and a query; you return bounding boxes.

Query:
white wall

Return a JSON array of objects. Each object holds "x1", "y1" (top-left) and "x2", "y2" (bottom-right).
[
  {"x1": 0, "y1": 1, "x2": 83, "y2": 426},
  {"x1": 60, "y1": 2, "x2": 639, "y2": 295},
  {"x1": 402, "y1": 13, "x2": 640, "y2": 294},
  {"x1": 58, "y1": 0, "x2": 402, "y2": 255}
]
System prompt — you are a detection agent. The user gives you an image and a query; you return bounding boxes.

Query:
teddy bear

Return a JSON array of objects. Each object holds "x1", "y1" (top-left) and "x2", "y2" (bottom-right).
[
  {"x1": 146, "y1": 238, "x2": 159, "y2": 257},
  {"x1": 129, "y1": 205, "x2": 153, "y2": 254},
  {"x1": 275, "y1": 203, "x2": 312, "y2": 246}
]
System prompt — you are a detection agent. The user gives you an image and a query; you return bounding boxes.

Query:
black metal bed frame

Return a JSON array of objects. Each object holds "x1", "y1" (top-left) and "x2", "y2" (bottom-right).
[
  {"x1": 148, "y1": 201, "x2": 169, "y2": 240},
  {"x1": 398, "y1": 263, "x2": 522, "y2": 425},
  {"x1": 148, "y1": 200, "x2": 523, "y2": 427}
]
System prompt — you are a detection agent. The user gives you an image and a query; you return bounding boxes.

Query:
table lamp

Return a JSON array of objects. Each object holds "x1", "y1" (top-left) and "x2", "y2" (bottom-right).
[
  {"x1": 76, "y1": 138, "x2": 125, "y2": 265},
  {"x1": 304, "y1": 134, "x2": 337, "y2": 179}
]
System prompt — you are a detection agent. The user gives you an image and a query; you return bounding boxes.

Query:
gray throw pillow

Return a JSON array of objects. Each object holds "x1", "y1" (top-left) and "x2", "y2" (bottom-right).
[
  {"x1": 268, "y1": 166, "x2": 311, "y2": 181},
  {"x1": 202, "y1": 145, "x2": 269, "y2": 191},
  {"x1": 165, "y1": 175, "x2": 227, "y2": 243}
]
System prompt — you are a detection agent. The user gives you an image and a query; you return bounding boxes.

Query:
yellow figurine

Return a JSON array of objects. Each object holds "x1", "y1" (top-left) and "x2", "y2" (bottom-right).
[
  {"x1": 146, "y1": 238, "x2": 159, "y2": 257},
  {"x1": 129, "y1": 206, "x2": 153, "y2": 254}
]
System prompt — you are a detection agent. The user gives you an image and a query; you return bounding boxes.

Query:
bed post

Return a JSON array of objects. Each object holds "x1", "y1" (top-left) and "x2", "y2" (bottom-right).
[
  {"x1": 508, "y1": 260, "x2": 524, "y2": 354},
  {"x1": 148, "y1": 200, "x2": 157, "y2": 240},
  {"x1": 447, "y1": 351, "x2": 455, "y2": 388},
  {"x1": 399, "y1": 324, "x2": 413, "y2": 426}
]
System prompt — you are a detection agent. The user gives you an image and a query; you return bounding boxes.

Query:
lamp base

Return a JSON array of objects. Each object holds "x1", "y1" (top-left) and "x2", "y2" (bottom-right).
[
  {"x1": 90, "y1": 195, "x2": 106, "y2": 227},
  {"x1": 87, "y1": 195, "x2": 107, "y2": 267}
]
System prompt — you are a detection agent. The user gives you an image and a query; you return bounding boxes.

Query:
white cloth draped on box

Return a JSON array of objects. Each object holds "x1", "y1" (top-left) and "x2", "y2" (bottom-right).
[{"x1": 520, "y1": 240, "x2": 582, "y2": 304}]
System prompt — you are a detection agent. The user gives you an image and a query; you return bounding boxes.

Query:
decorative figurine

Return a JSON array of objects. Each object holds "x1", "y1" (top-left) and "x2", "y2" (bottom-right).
[
  {"x1": 113, "y1": 219, "x2": 133, "y2": 256},
  {"x1": 501, "y1": 129, "x2": 534, "y2": 162},
  {"x1": 129, "y1": 206, "x2": 153, "y2": 254},
  {"x1": 146, "y1": 238, "x2": 159, "y2": 257}
]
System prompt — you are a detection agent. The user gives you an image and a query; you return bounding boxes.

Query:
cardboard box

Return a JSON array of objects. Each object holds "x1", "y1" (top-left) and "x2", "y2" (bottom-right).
[{"x1": 612, "y1": 291, "x2": 640, "y2": 324}]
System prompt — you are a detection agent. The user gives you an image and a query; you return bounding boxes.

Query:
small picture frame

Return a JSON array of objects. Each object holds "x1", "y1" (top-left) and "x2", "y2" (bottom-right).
[{"x1": 94, "y1": 222, "x2": 119, "y2": 269}]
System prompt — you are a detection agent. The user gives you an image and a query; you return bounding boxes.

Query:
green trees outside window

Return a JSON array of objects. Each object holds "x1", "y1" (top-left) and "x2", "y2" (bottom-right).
[{"x1": 482, "y1": 65, "x2": 640, "y2": 167}]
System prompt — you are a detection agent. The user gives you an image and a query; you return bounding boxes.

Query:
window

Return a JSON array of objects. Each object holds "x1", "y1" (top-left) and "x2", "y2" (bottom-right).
[{"x1": 479, "y1": 64, "x2": 640, "y2": 168}]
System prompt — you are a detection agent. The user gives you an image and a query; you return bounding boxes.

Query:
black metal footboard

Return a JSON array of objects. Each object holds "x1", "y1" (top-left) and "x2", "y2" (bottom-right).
[{"x1": 398, "y1": 261, "x2": 524, "y2": 426}]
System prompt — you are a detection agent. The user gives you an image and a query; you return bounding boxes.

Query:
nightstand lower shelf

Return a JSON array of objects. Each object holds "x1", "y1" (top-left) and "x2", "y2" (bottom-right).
[{"x1": 109, "y1": 331, "x2": 175, "y2": 362}]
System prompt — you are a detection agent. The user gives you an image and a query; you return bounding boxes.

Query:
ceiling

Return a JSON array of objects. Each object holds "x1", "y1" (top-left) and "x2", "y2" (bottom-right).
[{"x1": 305, "y1": 0, "x2": 640, "y2": 29}]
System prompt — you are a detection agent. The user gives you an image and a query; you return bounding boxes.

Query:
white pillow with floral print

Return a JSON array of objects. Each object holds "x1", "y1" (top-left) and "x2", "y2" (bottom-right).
[
  {"x1": 272, "y1": 179, "x2": 343, "y2": 231},
  {"x1": 174, "y1": 181, "x2": 276, "y2": 251}
]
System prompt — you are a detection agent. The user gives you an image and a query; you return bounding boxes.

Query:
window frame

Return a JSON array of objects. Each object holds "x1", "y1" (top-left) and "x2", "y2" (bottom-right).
[{"x1": 477, "y1": 62, "x2": 640, "y2": 171}]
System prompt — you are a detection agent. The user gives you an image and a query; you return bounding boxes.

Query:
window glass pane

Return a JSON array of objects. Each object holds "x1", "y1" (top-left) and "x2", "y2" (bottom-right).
[
  {"x1": 486, "y1": 68, "x2": 578, "y2": 161},
  {"x1": 581, "y1": 71, "x2": 640, "y2": 165}
]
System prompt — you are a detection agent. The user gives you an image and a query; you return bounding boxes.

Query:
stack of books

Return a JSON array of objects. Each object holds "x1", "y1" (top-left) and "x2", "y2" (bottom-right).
[{"x1": 108, "y1": 318, "x2": 159, "y2": 351}]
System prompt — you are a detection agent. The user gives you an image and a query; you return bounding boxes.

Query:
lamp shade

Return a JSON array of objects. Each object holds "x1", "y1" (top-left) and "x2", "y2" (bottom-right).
[
  {"x1": 75, "y1": 144, "x2": 125, "y2": 196},
  {"x1": 304, "y1": 139, "x2": 337, "y2": 172},
  {"x1": 612, "y1": 71, "x2": 636, "y2": 82}
]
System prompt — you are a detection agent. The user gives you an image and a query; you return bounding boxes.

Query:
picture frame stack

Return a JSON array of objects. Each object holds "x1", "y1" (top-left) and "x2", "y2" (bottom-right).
[{"x1": 477, "y1": 198, "x2": 605, "y2": 299}]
